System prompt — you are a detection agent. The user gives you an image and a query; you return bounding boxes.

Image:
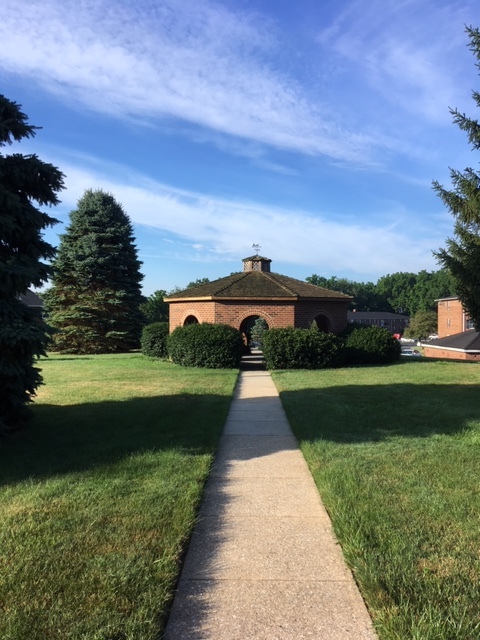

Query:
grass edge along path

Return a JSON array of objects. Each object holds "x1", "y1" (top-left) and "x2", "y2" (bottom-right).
[
  {"x1": 0, "y1": 353, "x2": 238, "y2": 640},
  {"x1": 272, "y1": 360, "x2": 480, "y2": 640}
]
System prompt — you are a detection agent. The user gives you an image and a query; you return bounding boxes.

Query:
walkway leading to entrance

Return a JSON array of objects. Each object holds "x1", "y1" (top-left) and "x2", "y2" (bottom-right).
[{"x1": 164, "y1": 352, "x2": 377, "y2": 639}]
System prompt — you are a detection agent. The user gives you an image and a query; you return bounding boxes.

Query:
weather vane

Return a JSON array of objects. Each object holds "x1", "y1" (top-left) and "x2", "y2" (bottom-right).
[{"x1": 252, "y1": 243, "x2": 261, "y2": 255}]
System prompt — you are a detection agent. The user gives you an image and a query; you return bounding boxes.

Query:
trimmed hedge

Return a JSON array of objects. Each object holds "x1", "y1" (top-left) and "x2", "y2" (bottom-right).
[
  {"x1": 140, "y1": 322, "x2": 169, "y2": 358},
  {"x1": 261, "y1": 328, "x2": 344, "y2": 370},
  {"x1": 167, "y1": 323, "x2": 244, "y2": 368},
  {"x1": 344, "y1": 325, "x2": 401, "y2": 365}
]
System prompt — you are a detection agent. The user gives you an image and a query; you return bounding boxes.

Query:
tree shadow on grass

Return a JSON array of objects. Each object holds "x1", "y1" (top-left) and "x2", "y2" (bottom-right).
[
  {"x1": 278, "y1": 382, "x2": 480, "y2": 444},
  {"x1": 0, "y1": 393, "x2": 231, "y2": 485}
]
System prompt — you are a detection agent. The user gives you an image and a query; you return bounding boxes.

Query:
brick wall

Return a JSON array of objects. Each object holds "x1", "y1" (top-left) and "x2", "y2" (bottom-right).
[
  {"x1": 294, "y1": 301, "x2": 349, "y2": 333},
  {"x1": 168, "y1": 299, "x2": 349, "y2": 333},
  {"x1": 437, "y1": 299, "x2": 468, "y2": 337},
  {"x1": 423, "y1": 346, "x2": 480, "y2": 361}
]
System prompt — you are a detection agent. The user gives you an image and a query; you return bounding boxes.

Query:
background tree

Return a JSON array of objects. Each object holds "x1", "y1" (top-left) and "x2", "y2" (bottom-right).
[
  {"x1": 376, "y1": 272, "x2": 417, "y2": 314},
  {"x1": 0, "y1": 95, "x2": 64, "y2": 431},
  {"x1": 250, "y1": 317, "x2": 268, "y2": 346},
  {"x1": 168, "y1": 277, "x2": 211, "y2": 296},
  {"x1": 306, "y1": 274, "x2": 389, "y2": 311},
  {"x1": 140, "y1": 289, "x2": 169, "y2": 323},
  {"x1": 434, "y1": 26, "x2": 480, "y2": 330},
  {"x1": 409, "y1": 269, "x2": 456, "y2": 315},
  {"x1": 307, "y1": 270, "x2": 452, "y2": 316},
  {"x1": 186, "y1": 277, "x2": 210, "y2": 289},
  {"x1": 44, "y1": 189, "x2": 144, "y2": 353},
  {"x1": 403, "y1": 310, "x2": 438, "y2": 340}
]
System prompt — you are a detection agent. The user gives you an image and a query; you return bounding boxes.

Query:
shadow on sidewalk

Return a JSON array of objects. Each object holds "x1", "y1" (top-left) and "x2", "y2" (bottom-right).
[{"x1": 240, "y1": 350, "x2": 266, "y2": 371}]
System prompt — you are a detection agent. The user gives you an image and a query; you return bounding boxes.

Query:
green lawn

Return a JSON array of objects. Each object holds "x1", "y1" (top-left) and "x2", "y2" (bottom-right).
[
  {"x1": 0, "y1": 353, "x2": 238, "y2": 640},
  {"x1": 272, "y1": 359, "x2": 480, "y2": 640}
]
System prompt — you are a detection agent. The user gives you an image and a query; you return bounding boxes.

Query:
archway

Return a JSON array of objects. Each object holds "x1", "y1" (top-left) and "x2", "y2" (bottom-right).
[
  {"x1": 313, "y1": 314, "x2": 330, "y2": 332},
  {"x1": 240, "y1": 315, "x2": 269, "y2": 345},
  {"x1": 183, "y1": 315, "x2": 199, "y2": 325}
]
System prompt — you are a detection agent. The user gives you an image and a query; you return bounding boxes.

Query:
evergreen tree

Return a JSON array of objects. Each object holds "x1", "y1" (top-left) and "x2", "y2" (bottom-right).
[
  {"x1": 250, "y1": 317, "x2": 268, "y2": 346},
  {"x1": 0, "y1": 95, "x2": 64, "y2": 431},
  {"x1": 434, "y1": 26, "x2": 480, "y2": 330},
  {"x1": 45, "y1": 189, "x2": 144, "y2": 353}
]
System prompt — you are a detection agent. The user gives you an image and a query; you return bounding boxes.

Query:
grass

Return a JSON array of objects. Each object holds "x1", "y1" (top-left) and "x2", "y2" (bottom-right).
[
  {"x1": 0, "y1": 353, "x2": 238, "y2": 640},
  {"x1": 272, "y1": 359, "x2": 480, "y2": 640}
]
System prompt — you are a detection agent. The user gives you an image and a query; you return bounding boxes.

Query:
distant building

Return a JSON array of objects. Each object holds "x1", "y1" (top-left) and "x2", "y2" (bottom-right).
[
  {"x1": 165, "y1": 255, "x2": 352, "y2": 339},
  {"x1": 436, "y1": 296, "x2": 474, "y2": 338},
  {"x1": 347, "y1": 311, "x2": 409, "y2": 335},
  {"x1": 422, "y1": 297, "x2": 479, "y2": 361}
]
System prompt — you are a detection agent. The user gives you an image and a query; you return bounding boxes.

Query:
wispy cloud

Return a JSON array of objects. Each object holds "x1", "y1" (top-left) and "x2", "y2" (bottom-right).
[
  {"x1": 317, "y1": 0, "x2": 476, "y2": 123},
  {"x1": 0, "y1": 0, "x2": 385, "y2": 164},
  {"x1": 42, "y1": 149, "x2": 443, "y2": 279}
]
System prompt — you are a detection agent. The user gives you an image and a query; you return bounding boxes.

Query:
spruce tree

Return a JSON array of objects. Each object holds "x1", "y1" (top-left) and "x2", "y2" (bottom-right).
[
  {"x1": 434, "y1": 26, "x2": 480, "y2": 330},
  {"x1": 45, "y1": 189, "x2": 144, "y2": 353},
  {"x1": 0, "y1": 95, "x2": 64, "y2": 432}
]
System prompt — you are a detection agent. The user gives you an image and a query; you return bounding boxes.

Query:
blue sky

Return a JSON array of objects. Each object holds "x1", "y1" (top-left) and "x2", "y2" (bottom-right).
[{"x1": 2, "y1": 0, "x2": 479, "y2": 295}]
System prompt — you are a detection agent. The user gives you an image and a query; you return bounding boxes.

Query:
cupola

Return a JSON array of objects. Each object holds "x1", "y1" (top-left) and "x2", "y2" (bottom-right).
[{"x1": 242, "y1": 254, "x2": 272, "y2": 272}]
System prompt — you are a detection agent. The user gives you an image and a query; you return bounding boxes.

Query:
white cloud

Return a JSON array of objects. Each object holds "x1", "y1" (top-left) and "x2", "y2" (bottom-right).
[
  {"x1": 49, "y1": 152, "x2": 442, "y2": 279},
  {"x1": 0, "y1": 0, "x2": 384, "y2": 163},
  {"x1": 317, "y1": 0, "x2": 477, "y2": 123}
]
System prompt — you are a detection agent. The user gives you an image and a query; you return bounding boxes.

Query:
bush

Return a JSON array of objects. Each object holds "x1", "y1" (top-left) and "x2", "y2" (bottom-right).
[
  {"x1": 141, "y1": 322, "x2": 169, "y2": 358},
  {"x1": 167, "y1": 323, "x2": 244, "y2": 368},
  {"x1": 262, "y1": 328, "x2": 344, "y2": 370},
  {"x1": 344, "y1": 325, "x2": 401, "y2": 365}
]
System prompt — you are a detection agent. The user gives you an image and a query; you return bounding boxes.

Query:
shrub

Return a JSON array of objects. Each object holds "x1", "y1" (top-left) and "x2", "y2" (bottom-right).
[
  {"x1": 167, "y1": 323, "x2": 244, "y2": 368},
  {"x1": 262, "y1": 328, "x2": 344, "y2": 370},
  {"x1": 141, "y1": 322, "x2": 169, "y2": 358},
  {"x1": 344, "y1": 325, "x2": 401, "y2": 365}
]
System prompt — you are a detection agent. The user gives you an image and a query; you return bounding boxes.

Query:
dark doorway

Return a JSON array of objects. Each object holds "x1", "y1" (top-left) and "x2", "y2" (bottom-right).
[{"x1": 314, "y1": 315, "x2": 330, "y2": 332}]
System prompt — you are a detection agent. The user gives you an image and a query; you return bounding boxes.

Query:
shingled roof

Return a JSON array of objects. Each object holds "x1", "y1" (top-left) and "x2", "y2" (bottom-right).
[
  {"x1": 424, "y1": 330, "x2": 480, "y2": 353},
  {"x1": 165, "y1": 270, "x2": 352, "y2": 301}
]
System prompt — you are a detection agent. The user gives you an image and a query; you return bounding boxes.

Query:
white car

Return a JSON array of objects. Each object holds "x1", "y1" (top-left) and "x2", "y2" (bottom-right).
[{"x1": 401, "y1": 348, "x2": 422, "y2": 357}]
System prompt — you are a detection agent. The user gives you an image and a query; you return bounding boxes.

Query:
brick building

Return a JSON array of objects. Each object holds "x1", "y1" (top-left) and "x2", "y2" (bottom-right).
[
  {"x1": 347, "y1": 311, "x2": 409, "y2": 334},
  {"x1": 165, "y1": 255, "x2": 351, "y2": 338},
  {"x1": 422, "y1": 296, "x2": 479, "y2": 361},
  {"x1": 436, "y1": 296, "x2": 474, "y2": 338}
]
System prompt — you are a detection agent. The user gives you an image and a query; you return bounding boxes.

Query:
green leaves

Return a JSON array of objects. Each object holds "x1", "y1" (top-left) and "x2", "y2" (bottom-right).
[
  {"x1": 0, "y1": 95, "x2": 63, "y2": 431},
  {"x1": 46, "y1": 189, "x2": 144, "y2": 354},
  {"x1": 433, "y1": 26, "x2": 480, "y2": 331}
]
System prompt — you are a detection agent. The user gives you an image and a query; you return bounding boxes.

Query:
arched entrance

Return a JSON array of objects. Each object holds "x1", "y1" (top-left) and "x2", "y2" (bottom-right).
[
  {"x1": 313, "y1": 314, "x2": 330, "y2": 332},
  {"x1": 183, "y1": 315, "x2": 199, "y2": 325},
  {"x1": 240, "y1": 315, "x2": 269, "y2": 345}
]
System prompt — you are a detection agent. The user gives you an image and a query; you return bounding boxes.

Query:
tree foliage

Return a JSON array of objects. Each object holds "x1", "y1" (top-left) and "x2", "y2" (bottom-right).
[
  {"x1": 261, "y1": 327, "x2": 344, "y2": 370},
  {"x1": 0, "y1": 95, "x2": 64, "y2": 431},
  {"x1": 44, "y1": 189, "x2": 144, "y2": 353},
  {"x1": 167, "y1": 323, "x2": 244, "y2": 368},
  {"x1": 250, "y1": 317, "x2": 268, "y2": 345},
  {"x1": 140, "y1": 290, "x2": 169, "y2": 324},
  {"x1": 306, "y1": 269, "x2": 455, "y2": 317},
  {"x1": 306, "y1": 275, "x2": 388, "y2": 311},
  {"x1": 403, "y1": 311, "x2": 438, "y2": 340},
  {"x1": 433, "y1": 26, "x2": 480, "y2": 330},
  {"x1": 140, "y1": 322, "x2": 169, "y2": 358},
  {"x1": 344, "y1": 326, "x2": 401, "y2": 365}
]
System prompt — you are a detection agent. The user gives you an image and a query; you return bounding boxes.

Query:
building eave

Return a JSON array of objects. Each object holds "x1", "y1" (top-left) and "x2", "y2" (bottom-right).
[{"x1": 165, "y1": 295, "x2": 352, "y2": 303}]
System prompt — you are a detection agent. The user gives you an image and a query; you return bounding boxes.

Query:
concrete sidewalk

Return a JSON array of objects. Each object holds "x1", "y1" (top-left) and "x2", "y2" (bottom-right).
[{"x1": 164, "y1": 352, "x2": 377, "y2": 639}]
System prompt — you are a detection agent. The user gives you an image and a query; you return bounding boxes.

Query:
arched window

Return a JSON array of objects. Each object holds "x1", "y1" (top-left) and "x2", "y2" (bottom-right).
[{"x1": 183, "y1": 315, "x2": 199, "y2": 325}]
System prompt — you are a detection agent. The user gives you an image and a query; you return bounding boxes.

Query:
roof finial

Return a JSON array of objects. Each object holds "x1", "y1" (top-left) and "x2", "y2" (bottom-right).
[{"x1": 252, "y1": 243, "x2": 261, "y2": 255}]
